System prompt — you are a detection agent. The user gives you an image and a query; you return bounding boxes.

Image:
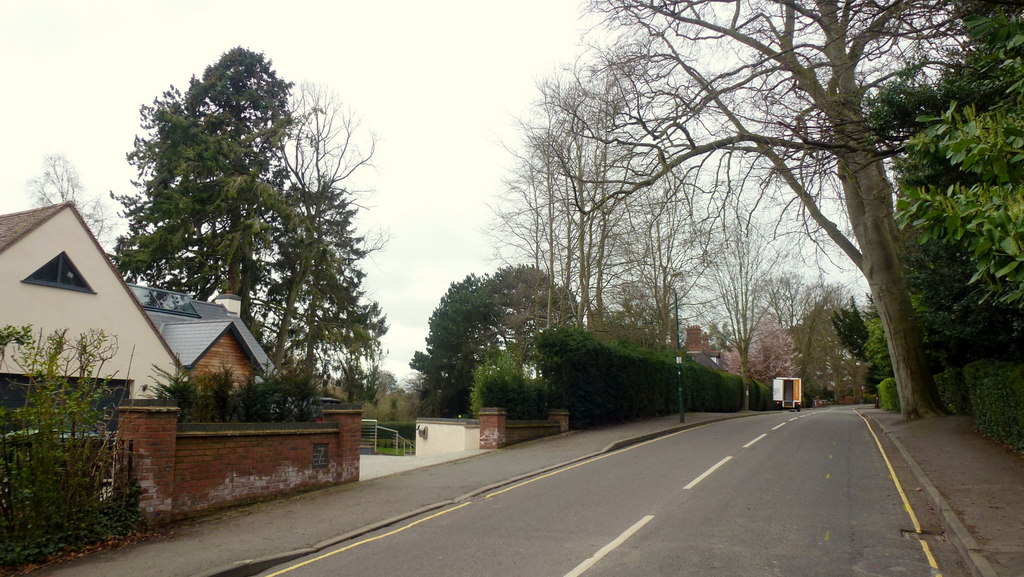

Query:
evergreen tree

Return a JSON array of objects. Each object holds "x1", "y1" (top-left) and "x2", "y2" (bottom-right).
[
  {"x1": 411, "y1": 274, "x2": 500, "y2": 417},
  {"x1": 115, "y1": 47, "x2": 292, "y2": 324}
]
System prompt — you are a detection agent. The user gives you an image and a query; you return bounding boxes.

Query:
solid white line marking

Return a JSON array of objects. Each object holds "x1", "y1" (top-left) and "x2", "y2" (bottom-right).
[
  {"x1": 772, "y1": 422, "x2": 786, "y2": 430},
  {"x1": 563, "y1": 515, "x2": 654, "y2": 577},
  {"x1": 743, "y1": 433, "x2": 767, "y2": 448},
  {"x1": 684, "y1": 456, "x2": 733, "y2": 490}
]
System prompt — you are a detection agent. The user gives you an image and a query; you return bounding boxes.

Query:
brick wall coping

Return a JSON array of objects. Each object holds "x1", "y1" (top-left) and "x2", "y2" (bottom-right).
[
  {"x1": 415, "y1": 417, "x2": 480, "y2": 425},
  {"x1": 177, "y1": 422, "x2": 338, "y2": 437},
  {"x1": 118, "y1": 399, "x2": 180, "y2": 412},
  {"x1": 322, "y1": 406, "x2": 362, "y2": 415},
  {"x1": 507, "y1": 420, "x2": 561, "y2": 428}
]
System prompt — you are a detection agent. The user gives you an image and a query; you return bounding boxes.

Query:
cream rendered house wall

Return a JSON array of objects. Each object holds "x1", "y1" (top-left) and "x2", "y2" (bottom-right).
[{"x1": 0, "y1": 207, "x2": 176, "y2": 397}]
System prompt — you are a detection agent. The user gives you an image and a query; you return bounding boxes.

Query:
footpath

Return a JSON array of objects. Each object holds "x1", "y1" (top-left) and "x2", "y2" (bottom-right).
[{"x1": 21, "y1": 408, "x2": 1024, "y2": 577}]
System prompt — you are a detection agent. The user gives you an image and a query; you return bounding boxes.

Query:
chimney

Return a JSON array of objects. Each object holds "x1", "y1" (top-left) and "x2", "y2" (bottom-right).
[
  {"x1": 685, "y1": 325, "x2": 703, "y2": 352},
  {"x1": 212, "y1": 292, "x2": 241, "y2": 316}
]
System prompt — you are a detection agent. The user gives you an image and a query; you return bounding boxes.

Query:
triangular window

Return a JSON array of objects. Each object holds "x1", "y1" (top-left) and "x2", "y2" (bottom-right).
[{"x1": 23, "y1": 252, "x2": 94, "y2": 293}]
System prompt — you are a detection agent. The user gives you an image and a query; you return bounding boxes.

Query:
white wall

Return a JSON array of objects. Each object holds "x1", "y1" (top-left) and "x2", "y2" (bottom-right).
[
  {"x1": 0, "y1": 207, "x2": 176, "y2": 396},
  {"x1": 414, "y1": 418, "x2": 480, "y2": 456}
]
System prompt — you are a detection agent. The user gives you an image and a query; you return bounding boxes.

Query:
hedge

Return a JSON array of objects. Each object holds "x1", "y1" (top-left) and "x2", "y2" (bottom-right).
[
  {"x1": 879, "y1": 378, "x2": 900, "y2": 412},
  {"x1": 470, "y1": 352, "x2": 549, "y2": 420},
  {"x1": 962, "y1": 360, "x2": 1024, "y2": 451},
  {"x1": 535, "y1": 327, "x2": 767, "y2": 429},
  {"x1": 935, "y1": 367, "x2": 971, "y2": 415}
]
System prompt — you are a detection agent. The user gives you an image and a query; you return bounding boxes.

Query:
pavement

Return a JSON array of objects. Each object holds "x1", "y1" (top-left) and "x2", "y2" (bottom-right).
[{"x1": 17, "y1": 407, "x2": 1024, "y2": 577}]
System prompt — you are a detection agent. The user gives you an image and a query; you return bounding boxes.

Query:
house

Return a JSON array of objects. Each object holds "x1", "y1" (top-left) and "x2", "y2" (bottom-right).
[
  {"x1": 685, "y1": 325, "x2": 727, "y2": 370},
  {"x1": 129, "y1": 284, "x2": 273, "y2": 383},
  {"x1": 0, "y1": 203, "x2": 177, "y2": 402}
]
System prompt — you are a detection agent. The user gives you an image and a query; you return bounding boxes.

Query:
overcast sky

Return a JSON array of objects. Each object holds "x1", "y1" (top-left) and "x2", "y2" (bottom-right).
[{"x1": 0, "y1": 1, "x2": 594, "y2": 383}]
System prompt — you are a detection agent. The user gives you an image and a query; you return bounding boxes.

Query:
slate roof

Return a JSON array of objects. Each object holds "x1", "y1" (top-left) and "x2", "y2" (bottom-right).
[
  {"x1": 0, "y1": 203, "x2": 68, "y2": 255},
  {"x1": 132, "y1": 287, "x2": 274, "y2": 374},
  {"x1": 688, "y1": 351, "x2": 727, "y2": 371}
]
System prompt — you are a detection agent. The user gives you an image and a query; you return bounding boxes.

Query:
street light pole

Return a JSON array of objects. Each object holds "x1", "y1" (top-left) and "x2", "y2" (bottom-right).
[{"x1": 675, "y1": 288, "x2": 684, "y2": 423}]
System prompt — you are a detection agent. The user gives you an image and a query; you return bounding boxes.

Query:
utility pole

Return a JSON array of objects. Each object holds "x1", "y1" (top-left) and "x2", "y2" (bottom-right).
[{"x1": 675, "y1": 288, "x2": 684, "y2": 423}]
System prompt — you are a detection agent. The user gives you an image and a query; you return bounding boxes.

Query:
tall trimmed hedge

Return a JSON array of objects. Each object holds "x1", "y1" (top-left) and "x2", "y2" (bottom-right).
[
  {"x1": 879, "y1": 378, "x2": 900, "y2": 412},
  {"x1": 535, "y1": 327, "x2": 766, "y2": 428},
  {"x1": 935, "y1": 367, "x2": 971, "y2": 415},
  {"x1": 962, "y1": 360, "x2": 1024, "y2": 451}
]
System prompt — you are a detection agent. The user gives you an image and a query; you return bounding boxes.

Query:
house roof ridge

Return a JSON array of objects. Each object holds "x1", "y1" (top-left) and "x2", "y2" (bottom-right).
[{"x1": 0, "y1": 203, "x2": 73, "y2": 255}]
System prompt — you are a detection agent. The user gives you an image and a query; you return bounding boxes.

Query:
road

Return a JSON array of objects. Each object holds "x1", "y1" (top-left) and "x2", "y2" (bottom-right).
[{"x1": 256, "y1": 407, "x2": 966, "y2": 577}]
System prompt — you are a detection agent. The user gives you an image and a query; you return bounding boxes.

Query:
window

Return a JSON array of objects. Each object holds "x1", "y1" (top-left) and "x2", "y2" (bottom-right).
[
  {"x1": 22, "y1": 252, "x2": 94, "y2": 293},
  {"x1": 129, "y1": 285, "x2": 199, "y2": 317}
]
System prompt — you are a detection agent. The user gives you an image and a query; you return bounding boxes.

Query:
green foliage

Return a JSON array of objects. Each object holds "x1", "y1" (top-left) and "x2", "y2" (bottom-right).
[
  {"x1": 897, "y1": 15, "x2": 1024, "y2": 305},
  {"x1": 411, "y1": 266, "x2": 557, "y2": 417},
  {"x1": 0, "y1": 328, "x2": 140, "y2": 566},
  {"x1": 963, "y1": 360, "x2": 1024, "y2": 450},
  {"x1": 935, "y1": 367, "x2": 972, "y2": 415},
  {"x1": 864, "y1": 316, "x2": 894, "y2": 380},
  {"x1": 115, "y1": 47, "x2": 293, "y2": 321},
  {"x1": 831, "y1": 297, "x2": 869, "y2": 362},
  {"x1": 535, "y1": 327, "x2": 756, "y2": 429},
  {"x1": 905, "y1": 240, "x2": 1024, "y2": 369},
  {"x1": 470, "y1": 351, "x2": 549, "y2": 420},
  {"x1": 879, "y1": 378, "x2": 901, "y2": 412},
  {"x1": 153, "y1": 367, "x2": 320, "y2": 423}
]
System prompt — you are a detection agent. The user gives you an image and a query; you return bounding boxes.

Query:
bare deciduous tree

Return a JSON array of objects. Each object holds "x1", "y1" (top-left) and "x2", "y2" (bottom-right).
[
  {"x1": 492, "y1": 66, "x2": 706, "y2": 345},
  {"x1": 27, "y1": 153, "x2": 115, "y2": 247},
  {"x1": 267, "y1": 82, "x2": 386, "y2": 378},
  {"x1": 588, "y1": 0, "x2": 952, "y2": 418},
  {"x1": 702, "y1": 202, "x2": 786, "y2": 410}
]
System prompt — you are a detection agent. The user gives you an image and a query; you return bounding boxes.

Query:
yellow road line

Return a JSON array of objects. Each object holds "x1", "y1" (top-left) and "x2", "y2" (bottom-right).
[
  {"x1": 263, "y1": 502, "x2": 472, "y2": 577},
  {"x1": 857, "y1": 411, "x2": 942, "y2": 576}
]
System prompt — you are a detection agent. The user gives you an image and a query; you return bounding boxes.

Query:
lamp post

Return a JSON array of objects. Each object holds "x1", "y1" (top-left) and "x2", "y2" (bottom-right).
[{"x1": 674, "y1": 288, "x2": 684, "y2": 423}]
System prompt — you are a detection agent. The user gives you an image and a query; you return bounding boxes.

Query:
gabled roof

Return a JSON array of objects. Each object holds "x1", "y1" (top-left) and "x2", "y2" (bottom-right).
[
  {"x1": 132, "y1": 286, "x2": 274, "y2": 374},
  {"x1": 0, "y1": 203, "x2": 69, "y2": 255},
  {"x1": 688, "y1": 351, "x2": 727, "y2": 371}
]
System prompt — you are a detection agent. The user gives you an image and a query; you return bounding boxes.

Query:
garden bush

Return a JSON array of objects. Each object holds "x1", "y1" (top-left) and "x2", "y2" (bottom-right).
[
  {"x1": 154, "y1": 367, "x2": 321, "y2": 423},
  {"x1": 0, "y1": 327, "x2": 140, "y2": 566},
  {"x1": 879, "y1": 377, "x2": 900, "y2": 412},
  {"x1": 935, "y1": 367, "x2": 971, "y2": 415},
  {"x1": 470, "y1": 351, "x2": 548, "y2": 420},
  {"x1": 963, "y1": 360, "x2": 1024, "y2": 451}
]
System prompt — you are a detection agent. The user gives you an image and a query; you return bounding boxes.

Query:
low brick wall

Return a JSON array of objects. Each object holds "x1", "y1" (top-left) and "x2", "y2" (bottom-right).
[
  {"x1": 505, "y1": 421, "x2": 562, "y2": 444},
  {"x1": 479, "y1": 408, "x2": 570, "y2": 449},
  {"x1": 118, "y1": 400, "x2": 361, "y2": 522}
]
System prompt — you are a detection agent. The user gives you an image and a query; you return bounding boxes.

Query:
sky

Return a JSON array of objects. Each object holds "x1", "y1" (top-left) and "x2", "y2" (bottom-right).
[{"x1": 0, "y1": 1, "x2": 595, "y2": 383}]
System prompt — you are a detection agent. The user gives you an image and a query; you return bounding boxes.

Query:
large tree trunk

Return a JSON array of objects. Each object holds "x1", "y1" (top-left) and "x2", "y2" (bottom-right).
[{"x1": 840, "y1": 153, "x2": 943, "y2": 419}]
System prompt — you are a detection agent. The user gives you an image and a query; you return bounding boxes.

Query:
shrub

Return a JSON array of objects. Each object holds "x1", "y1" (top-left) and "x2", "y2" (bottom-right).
[
  {"x1": 154, "y1": 367, "x2": 321, "y2": 423},
  {"x1": 470, "y1": 352, "x2": 548, "y2": 420},
  {"x1": 0, "y1": 327, "x2": 140, "y2": 566},
  {"x1": 879, "y1": 377, "x2": 900, "y2": 411},
  {"x1": 963, "y1": 360, "x2": 1024, "y2": 451},
  {"x1": 935, "y1": 367, "x2": 971, "y2": 415}
]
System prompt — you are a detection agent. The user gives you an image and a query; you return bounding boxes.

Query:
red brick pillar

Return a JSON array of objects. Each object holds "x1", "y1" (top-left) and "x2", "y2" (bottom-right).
[
  {"x1": 479, "y1": 408, "x2": 507, "y2": 449},
  {"x1": 323, "y1": 405, "x2": 362, "y2": 483},
  {"x1": 117, "y1": 400, "x2": 179, "y2": 520},
  {"x1": 548, "y1": 410, "x2": 570, "y2": 433}
]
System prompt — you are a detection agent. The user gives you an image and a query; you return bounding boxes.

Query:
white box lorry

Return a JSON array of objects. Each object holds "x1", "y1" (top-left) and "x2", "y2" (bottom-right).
[{"x1": 773, "y1": 377, "x2": 802, "y2": 410}]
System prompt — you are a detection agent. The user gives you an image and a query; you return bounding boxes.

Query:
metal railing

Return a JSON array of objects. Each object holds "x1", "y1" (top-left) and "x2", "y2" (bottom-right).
[{"x1": 361, "y1": 419, "x2": 415, "y2": 456}]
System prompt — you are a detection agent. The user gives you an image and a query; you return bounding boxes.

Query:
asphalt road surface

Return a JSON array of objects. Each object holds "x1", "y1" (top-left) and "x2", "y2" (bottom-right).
[{"x1": 256, "y1": 407, "x2": 966, "y2": 577}]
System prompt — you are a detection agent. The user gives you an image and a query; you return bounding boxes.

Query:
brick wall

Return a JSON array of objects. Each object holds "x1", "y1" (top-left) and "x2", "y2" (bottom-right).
[
  {"x1": 118, "y1": 402, "x2": 362, "y2": 522},
  {"x1": 505, "y1": 421, "x2": 561, "y2": 444},
  {"x1": 479, "y1": 409, "x2": 570, "y2": 449}
]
